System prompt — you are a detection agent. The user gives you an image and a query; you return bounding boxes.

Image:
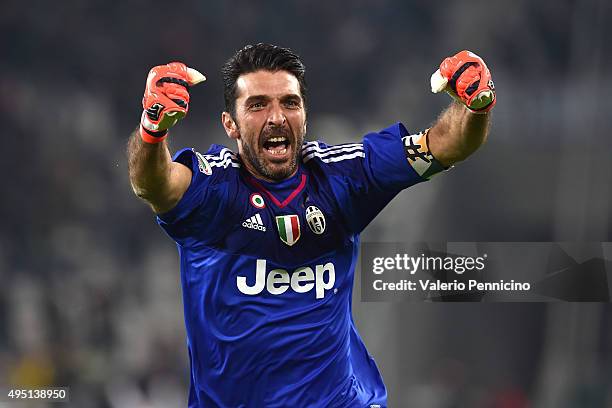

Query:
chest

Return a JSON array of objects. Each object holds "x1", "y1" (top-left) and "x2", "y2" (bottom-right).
[{"x1": 214, "y1": 176, "x2": 350, "y2": 266}]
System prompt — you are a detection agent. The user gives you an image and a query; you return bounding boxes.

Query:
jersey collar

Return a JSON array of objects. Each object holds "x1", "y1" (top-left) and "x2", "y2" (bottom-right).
[{"x1": 244, "y1": 165, "x2": 307, "y2": 209}]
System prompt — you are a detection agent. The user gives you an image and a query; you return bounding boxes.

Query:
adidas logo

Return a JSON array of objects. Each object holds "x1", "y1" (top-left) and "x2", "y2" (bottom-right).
[{"x1": 242, "y1": 213, "x2": 266, "y2": 232}]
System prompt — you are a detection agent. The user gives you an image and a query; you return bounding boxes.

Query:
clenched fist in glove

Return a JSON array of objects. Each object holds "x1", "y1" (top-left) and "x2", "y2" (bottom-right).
[
  {"x1": 140, "y1": 62, "x2": 206, "y2": 143},
  {"x1": 430, "y1": 50, "x2": 496, "y2": 113}
]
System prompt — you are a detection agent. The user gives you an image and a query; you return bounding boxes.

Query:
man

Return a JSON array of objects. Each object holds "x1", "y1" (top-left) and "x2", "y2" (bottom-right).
[{"x1": 127, "y1": 43, "x2": 495, "y2": 407}]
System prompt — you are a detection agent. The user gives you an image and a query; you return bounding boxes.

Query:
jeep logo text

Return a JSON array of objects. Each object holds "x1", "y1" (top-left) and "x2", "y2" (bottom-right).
[{"x1": 237, "y1": 260, "x2": 335, "y2": 299}]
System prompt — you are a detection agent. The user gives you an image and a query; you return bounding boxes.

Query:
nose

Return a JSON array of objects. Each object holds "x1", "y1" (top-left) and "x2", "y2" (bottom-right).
[{"x1": 267, "y1": 103, "x2": 286, "y2": 127}]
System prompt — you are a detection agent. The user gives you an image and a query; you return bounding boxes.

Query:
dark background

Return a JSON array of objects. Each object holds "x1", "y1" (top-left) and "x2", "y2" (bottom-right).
[{"x1": 1, "y1": 0, "x2": 611, "y2": 406}]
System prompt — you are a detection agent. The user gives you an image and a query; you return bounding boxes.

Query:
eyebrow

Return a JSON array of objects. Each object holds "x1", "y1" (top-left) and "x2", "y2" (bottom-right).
[{"x1": 243, "y1": 94, "x2": 302, "y2": 105}]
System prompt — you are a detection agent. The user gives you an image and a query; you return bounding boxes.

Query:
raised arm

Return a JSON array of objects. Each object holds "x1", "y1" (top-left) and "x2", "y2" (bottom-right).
[
  {"x1": 127, "y1": 62, "x2": 205, "y2": 214},
  {"x1": 428, "y1": 101, "x2": 491, "y2": 167},
  {"x1": 127, "y1": 133, "x2": 192, "y2": 214},
  {"x1": 427, "y1": 50, "x2": 496, "y2": 167}
]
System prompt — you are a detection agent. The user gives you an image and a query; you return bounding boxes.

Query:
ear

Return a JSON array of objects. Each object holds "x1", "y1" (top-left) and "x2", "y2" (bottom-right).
[{"x1": 222, "y1": 112, "x2": 240, "y2": 140}]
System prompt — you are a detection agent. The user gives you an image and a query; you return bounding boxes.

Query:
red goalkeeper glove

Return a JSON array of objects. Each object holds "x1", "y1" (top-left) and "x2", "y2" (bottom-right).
[
  {"x1": 140, "y1": 62, "x2": 206, "y2": 143},
  {"x1": 430, "y1": 50, "x2": 496, "y2": 113}
]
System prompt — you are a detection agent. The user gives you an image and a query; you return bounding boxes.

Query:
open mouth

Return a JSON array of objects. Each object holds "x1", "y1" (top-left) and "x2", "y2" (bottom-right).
[{"x1": 263, "y1": 136, "x2": 290, "y2": 157}]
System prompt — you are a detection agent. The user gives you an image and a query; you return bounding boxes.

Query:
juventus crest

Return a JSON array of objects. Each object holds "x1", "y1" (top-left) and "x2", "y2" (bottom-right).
[{"x1": 305, "y1": 206, "x2": 326, "y2": 235}]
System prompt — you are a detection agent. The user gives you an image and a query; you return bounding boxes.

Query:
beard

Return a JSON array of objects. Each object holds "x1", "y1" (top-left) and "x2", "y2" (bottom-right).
[{"x1": 240, "y1": 124, "x2": 305, "y2": 181}]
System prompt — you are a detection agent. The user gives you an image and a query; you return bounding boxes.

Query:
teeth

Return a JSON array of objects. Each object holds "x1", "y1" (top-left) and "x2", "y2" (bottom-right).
[
  {"x1": 267, "y1": 147, "x2": 287, "y2": 155},
  {"x1": 267, "y1": 137, "x2": 287, "y2": 143}
]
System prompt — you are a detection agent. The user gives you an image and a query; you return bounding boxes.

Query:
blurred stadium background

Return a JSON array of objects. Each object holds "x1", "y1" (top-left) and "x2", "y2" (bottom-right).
[{"x1": 1, "y1": 0, "x2": 612, "y2": 406}]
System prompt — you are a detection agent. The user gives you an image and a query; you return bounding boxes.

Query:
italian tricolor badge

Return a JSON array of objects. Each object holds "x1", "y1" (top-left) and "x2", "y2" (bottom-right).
[{"x1": 275, "y1": 215, "x2": 301, "y2": 246}]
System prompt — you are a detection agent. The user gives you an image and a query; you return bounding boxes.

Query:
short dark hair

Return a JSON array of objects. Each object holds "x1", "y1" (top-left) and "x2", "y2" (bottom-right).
[{"x1": 222, "y1": 43, "x2": 307, "y2": 118}]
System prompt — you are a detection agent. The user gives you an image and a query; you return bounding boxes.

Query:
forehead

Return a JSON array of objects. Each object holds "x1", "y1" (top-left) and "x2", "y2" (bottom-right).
[{"x1": 235, "y1": 70, "x2": 301, "y2": 101}]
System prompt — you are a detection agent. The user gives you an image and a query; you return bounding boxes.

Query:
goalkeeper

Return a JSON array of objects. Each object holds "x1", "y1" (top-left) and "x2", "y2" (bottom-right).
[{"x1": 127, "y1": 44, "x2": 495, "y2": 407}]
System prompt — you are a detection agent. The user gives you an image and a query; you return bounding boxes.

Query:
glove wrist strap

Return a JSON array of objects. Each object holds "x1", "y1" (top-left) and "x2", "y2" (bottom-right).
[
  {"x1": 139, "y1": 125, "x2": 168, "y2": 144},
  {"x1": 467, "y1": 102, "x2": 495, "y2": 114},
  {"x1": 467, "y1": 95, "x2": 496, "y2": 114}
]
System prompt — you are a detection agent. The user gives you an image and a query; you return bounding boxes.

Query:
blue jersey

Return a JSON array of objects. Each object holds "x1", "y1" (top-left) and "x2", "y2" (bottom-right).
[{"x1": 157, "y1": 123, "x2": 424, "y2": 407}]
